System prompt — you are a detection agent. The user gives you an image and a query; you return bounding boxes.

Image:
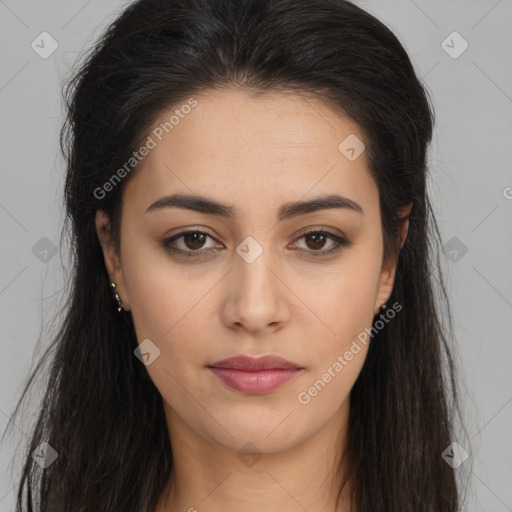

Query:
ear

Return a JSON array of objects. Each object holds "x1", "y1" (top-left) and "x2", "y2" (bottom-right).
[
  {"x1": 373, "y1": 202, "x2": 412, "y2": 315},
  {"x1": 95, "y1": 210, "x2": 131, "y2": 311}
]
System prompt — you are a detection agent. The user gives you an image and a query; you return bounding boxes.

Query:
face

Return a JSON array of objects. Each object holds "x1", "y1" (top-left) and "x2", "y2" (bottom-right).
[{"x1": 96, "y1": 88, "x2": 404, "y2": 456}]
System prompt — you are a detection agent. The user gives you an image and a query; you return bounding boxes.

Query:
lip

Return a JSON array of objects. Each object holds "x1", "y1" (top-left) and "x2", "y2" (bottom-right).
[
  {"x1": 209, "y1": 355, "x2": 302, "y2": 370},
  {"x1": 207, "y1": 355, "x2": 303, "y2": 394}
]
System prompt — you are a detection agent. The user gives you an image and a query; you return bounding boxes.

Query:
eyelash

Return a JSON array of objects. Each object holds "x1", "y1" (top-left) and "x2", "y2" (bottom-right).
[{"x1": 161, "y1": 227, "x2": 351, "y2": 259}]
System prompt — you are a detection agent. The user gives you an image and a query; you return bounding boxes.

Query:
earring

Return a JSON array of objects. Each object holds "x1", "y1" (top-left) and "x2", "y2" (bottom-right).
[
  {"x1": 110, "y1": 282, "x2": 123, "y2": 312},
  {"x1": 380, "y1": 303, "x2": 387, "y2": 310}
]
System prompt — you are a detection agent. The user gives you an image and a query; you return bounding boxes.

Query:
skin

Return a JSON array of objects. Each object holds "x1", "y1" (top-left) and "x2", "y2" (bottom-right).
[{"x1": 96, "y1": 88, "x2": 410, "y2": 511}]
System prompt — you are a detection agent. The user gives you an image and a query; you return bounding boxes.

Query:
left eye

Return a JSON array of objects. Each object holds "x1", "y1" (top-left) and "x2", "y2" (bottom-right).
[
  {"x1": 293, "y1": 231, "x2": 340, "y2": 252},
  {"x1": 161, "y1": 229, "x2": 350, "y2": 258}
]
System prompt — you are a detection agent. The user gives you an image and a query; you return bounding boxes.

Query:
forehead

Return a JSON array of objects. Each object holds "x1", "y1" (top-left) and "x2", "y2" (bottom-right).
[{"x1": 123, "y1": 88, "x2": 378, "y2": 217}]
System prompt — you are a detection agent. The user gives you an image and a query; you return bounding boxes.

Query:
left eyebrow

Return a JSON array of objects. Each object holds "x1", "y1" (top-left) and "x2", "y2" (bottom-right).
[
  {"x1": 277, "y1": 194, "x2": 363, "y2": 220},
  {"x1": 145, "y1": 193, "x2": 364, "y2": 220}
]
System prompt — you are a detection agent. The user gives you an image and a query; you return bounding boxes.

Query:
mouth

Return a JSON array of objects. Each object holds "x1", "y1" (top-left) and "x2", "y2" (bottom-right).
[
  {"x1": 207, "y1": 367, "x2": 302, "y2": 394},
  {"x1": 207, "y1": 354, "x2": 304, "y2": 394}
]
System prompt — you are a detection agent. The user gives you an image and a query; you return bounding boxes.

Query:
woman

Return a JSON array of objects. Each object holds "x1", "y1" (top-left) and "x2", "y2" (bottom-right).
[{"x1": 7, "y1": 0, "x2": 468, "y2": 510}]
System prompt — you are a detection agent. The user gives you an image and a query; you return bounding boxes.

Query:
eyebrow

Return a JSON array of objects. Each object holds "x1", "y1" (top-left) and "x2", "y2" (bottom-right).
[{"x1": 145, "y1": 193, "x2": 363, "y2": 220}]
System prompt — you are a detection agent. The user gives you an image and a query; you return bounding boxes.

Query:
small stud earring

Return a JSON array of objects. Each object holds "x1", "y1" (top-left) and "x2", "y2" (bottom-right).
[
  {"x1": 110, "y1": 282, "x2": 122, "y2": 312},
  {"x1": 380, "y1": 303, "x2": 387, "y2": 311}
]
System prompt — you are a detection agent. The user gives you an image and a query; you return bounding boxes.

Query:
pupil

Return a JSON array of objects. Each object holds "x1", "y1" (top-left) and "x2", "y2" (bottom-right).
[
  {"x1": 186, "y1": 232, "x2": 205, "y2": 249},
  {"x1": 307, "y1": 233, "x2": 325, "y2": 250}
]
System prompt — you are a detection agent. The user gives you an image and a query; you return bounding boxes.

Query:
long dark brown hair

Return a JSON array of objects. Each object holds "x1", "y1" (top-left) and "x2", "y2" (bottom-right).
[{"x1": 4, "y1": 0, "x2": 470, "y2": 510}]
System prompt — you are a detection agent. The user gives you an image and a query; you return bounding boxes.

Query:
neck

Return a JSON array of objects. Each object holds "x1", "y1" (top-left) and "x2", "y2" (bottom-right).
[{"x1": 155, "y1": 400, "x2": 354, "y2": 512}]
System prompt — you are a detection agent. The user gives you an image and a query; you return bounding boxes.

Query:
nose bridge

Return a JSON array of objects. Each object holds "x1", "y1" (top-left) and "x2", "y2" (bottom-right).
[
  {"x1": 235, "y1": 234, "x2": 279, "y2": 298},
  {"x1": 224, "y1": 233, "x2": 288, "y2": 330}
]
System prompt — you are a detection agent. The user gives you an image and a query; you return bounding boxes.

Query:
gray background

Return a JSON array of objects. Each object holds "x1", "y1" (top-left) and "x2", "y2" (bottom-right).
[{"x1": 1, "y1": 1, "x2": 511, "y2": 511}]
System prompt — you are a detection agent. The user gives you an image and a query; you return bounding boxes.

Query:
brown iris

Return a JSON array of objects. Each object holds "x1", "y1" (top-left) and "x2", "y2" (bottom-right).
[
  {"x1": 183, "y1": 232, "x2": 207, "y2": 250},
  {"x1": 304, "y1": 233, "x2": 327, "y2": 250}
]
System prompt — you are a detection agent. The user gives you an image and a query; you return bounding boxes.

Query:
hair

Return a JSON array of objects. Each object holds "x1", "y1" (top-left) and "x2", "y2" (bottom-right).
[{"x1": 4, "y1": 0, "x2": 470, "y2": 510}]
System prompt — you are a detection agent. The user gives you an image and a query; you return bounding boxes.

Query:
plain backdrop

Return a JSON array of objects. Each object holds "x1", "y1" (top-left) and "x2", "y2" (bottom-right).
[{"x1": 1, "y1": 1, "x2": 511, "y2": 511}]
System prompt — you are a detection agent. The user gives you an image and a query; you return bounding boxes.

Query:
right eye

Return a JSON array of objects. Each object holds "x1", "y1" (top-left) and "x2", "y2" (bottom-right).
[{"x1": 161, "y1": 230, "x2": 223, "y2": 257}]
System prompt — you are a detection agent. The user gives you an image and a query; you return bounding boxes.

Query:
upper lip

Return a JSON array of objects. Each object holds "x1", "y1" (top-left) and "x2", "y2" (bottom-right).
[{"x1": 208, "y1": 355, "x2": 303, "y2": 371}]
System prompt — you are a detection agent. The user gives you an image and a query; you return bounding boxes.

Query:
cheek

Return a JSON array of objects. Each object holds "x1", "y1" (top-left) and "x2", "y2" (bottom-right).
[
  {"x1": 298, "y1": 250, "x2": 382, "y2": 332},
  {"x1": 124, "y1": 257, "x2": 211, "y2": 414},
  {"x1": 295, "y1": 271, "x2": 377, "y2": 412},
  {"x1": 127, "y1": 272, "x2": 212, "y2": 368},
  {"x1": 121, "y1": 238, "x2": 214, "y2": 374},
  {"x1": 120, "y1": 231, "x2": 194, "y2": 339},
  {"x1": 124, "y1": 263, "x2": 173, "y2": 342},
  {"x1": 304, "y1": 288, "x2": 372, "y2": 392},
  {"x1": 298, "y1": 249, "x2": 381, "y2": 388}
]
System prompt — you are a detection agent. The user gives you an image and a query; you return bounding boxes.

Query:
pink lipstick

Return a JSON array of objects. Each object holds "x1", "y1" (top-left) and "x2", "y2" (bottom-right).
[{"x1": 207, "y1": 355, "x2": 303, "y2": 394}]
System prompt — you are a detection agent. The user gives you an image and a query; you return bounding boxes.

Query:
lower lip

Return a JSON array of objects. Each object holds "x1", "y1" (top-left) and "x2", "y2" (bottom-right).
[{"x1": 208, "y1": 367, "x2": 302, "y2": 394}]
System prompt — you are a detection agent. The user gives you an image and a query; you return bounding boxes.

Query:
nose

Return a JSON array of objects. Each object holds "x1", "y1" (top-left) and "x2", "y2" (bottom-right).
[{"x1": 221, "y1": 243, "x2": 290, "y2": 335}]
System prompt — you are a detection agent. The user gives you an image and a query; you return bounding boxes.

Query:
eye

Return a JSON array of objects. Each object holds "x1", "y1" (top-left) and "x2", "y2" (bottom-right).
[
  {"x1": 291, "y1": 228, "x2": 351, "y2": 257},
  {"x1": 161, "y1": 230, "x2": 221, "y2": 257}
]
